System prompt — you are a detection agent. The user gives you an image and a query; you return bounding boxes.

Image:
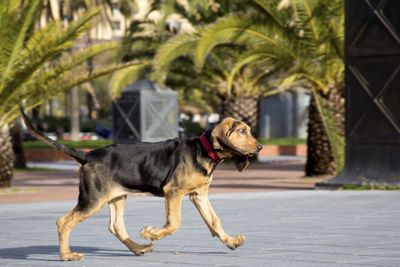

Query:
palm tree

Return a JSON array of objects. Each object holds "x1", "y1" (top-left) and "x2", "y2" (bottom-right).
[
  {"x1": 162, "y1": 0, "x2": 345, "y2": 175},
  {"x1": 44, "y1": 0, "x2": 137, "y2": 140},
  {"x1": 111, "y1": 0, "x2": 267, "y2": 130},
  {"x1": 0, "y1": 0, "x2": 140, "y2": 187},
  {"x1": 111, "y1": 0, "x2": 254, "y2": 122},
  {"x1": 154, "y1": 31, "x2": 274, "y2": 131},
  {"x1": 0, "y1": 127, "x2": 14, "y2": 187},
  {"x1": 109, "y1": 0, "x2": 191, "y2": 99}
]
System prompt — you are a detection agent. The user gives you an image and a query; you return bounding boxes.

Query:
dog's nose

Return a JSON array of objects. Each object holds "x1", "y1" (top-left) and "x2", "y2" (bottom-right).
[{"x1": 256, "y1": 144, "x2": 263, "y2": 152}]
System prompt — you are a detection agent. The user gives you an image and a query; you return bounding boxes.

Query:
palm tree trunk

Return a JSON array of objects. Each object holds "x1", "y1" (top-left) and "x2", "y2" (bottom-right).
[
  {"x1": 70, "y1": 87, "x2": 80, "y2": 141},
  {"x1": 221, "y1": 94, "x2": 259, "y2": 132},
  {"x1": 10, "y1": 117, "x2": 26, "y2": 168},
  {"x1": 0, "y1": 127, "x2": 14, "y2": 188},
  {"x1": 84, "y1": 82, "x2": 100, "y2": 119},
  {"x1": 305, "y1": 88, "x2": 345, "y2": 176}
]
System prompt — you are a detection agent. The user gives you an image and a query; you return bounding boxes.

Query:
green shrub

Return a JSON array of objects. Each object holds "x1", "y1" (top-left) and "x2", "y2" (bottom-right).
[
  {"x1": 182, "y1": 120, "x2": 204, "y2": 136},
  {"x1": 81, "y1": 119, "x2": 112, "y2": 132},
  {"x1": 37, "y1": 117, "x2": 112, "y2": 133},
  {"x1": 38, "y1": 116, "x2": 70, "y2": 132},
  {"x1": 258, "y1": 138, "x2": 306, "y2": 145},
  {"x1": 23, "y1": 140, "x2": 113, "y2": 149},
  {"x1": 341, "y1": 184, "x2": 400, "y2": 190}
]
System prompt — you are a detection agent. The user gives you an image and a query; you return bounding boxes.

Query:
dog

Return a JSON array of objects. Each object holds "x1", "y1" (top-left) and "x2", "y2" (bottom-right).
[{"x1": 21, "y1": 107, "x2": 262, "y2": 261}]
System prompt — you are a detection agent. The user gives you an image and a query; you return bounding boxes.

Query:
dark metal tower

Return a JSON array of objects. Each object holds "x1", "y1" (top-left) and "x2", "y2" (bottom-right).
[{"x1": 318, "y1": 0, "x2": 400, "y2": 187}]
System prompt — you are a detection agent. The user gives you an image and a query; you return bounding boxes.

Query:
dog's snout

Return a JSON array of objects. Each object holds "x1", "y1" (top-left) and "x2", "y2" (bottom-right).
[{"x1": 256, "y1": 144, "x2": 263, "y2": 152}]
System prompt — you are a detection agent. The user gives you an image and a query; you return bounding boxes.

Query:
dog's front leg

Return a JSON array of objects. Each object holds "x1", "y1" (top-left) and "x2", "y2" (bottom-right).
[
  {"x1": 189, "y1": 186, "x2": 245, "y2": 250},
  {"x1": 141, "y1": 190, "x2": 183, "y2": 241}
]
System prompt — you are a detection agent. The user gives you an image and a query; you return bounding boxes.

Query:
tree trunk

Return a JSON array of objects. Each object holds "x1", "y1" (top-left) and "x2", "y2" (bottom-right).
[
  {"x1": 32, "y1": 108, "x2": 40, "y2": 128},
  {"x1": 305, "y1": 88, "x2": 345, "y2": 176},
  {"x1": 0, "y1": 127, "x2": 14, "y2": 188},
  {"x1": 221, "y1": 94, "x2": 259, "y2": 133},
  {"x1": 10, "y1": 117, "x2": 26, "y2": 169},
  {"x1": 84, "y1": 82, "x2": 100, "y2": 119},
  {"x1": 70, "y1": 87, "x2": 80, "y2": 141}
]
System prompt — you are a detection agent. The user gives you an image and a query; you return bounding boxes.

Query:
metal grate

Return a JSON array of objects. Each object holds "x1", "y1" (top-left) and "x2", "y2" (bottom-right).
[
  {"x1": 113, "y1": 79, "x2": 178, "y2": 143},
  {"x1": 142, "y1": 97, "x2": 177, "y2": 141}
]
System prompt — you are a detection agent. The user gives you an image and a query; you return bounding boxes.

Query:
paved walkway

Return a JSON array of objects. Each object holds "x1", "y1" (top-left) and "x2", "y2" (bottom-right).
[
  {"x1": 1, "y1": 159, "x2": 399, "y2": 266},
  {"x1": 2, "y1": 159, "x2": 322, "y2": 204},
  {"x1": 1, "y1": 191, "x2": 400, "y2": 266}
]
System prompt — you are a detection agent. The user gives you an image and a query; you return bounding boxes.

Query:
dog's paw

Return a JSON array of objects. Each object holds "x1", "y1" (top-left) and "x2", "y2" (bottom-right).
[
  {"x1": 225, "y1": 235, "x2": 246, "y2": 250},
  {"x1": 60, "y1": 252, "x2": 84, "y2": 261},
  {"x1": 139, "y1": 243, "x2": 154, "y2": 253},
  {"x1": 133, "y1": 243, "x2": 154, "y2": 256},
  {"x1": 123, "y1": 238, "x2": 154, "y2": 255},
  {"x1": 135, "y1": 244, "x2": 153, "y2": 256},
  {"x1": 141, "y1": 226, "x2": 163, "y2": 241}
]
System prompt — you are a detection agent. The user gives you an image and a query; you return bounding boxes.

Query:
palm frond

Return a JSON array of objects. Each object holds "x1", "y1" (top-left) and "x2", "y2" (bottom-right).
[
  {"x1": 0, "y1": 4, "x2": 136, "y2": 128},
  {"x1": 252, "y1": 0, "x2": 289, "y2": 27},
  {"x1": 0, "y1": 61, "x2": 136, "y2": 128},
  {"x1": 0, "y1": 42, "x2": 116, "y2": 115},
  {"x1": 227, "y1": 54, "x2": 267, "y2": 96},
  {"x1": 51, "y1": 62, "x2": 142, "y2": 99},
  {"x1": 226, "y1": 41, "x2": 298, "y2": 94},
  {"x1": 293, "y1": 0, "x2": 319, "y2": 40},
  {"x1": 109, "y1": 62, "x2": 151, "y2": 99},
  {"x1": 0, "y1": 0, "x2": 20, "y2": 14},
  {"x1": 0, "y1": 8, "x2": 100, "y2": 107},
  {"x1": 153, "y1": 32, "x2": 200, "y2": 84},
  {"x1": 0, "y1": 0, "x2": 43, "y2": 91},
  {"x1": 196, "y1": 14, "x2": 292, "y2": 68}
]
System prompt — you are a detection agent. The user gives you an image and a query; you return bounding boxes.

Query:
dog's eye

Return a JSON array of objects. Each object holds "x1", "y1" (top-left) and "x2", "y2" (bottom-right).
[{"x1": 238, "y1": 128, "x2": 247, "y2": 135}]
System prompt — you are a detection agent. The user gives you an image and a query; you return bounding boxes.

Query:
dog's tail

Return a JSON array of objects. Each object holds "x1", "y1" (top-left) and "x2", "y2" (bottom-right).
[{"x1": 20, "y1": 105, "x2": 87, "y2": 165}]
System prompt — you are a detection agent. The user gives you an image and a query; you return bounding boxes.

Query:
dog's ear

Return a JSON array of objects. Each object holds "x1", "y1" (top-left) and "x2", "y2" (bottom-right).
[
  {"x1": 211, "y1": 118, "x2": 233, "y2": 150},
  {"x1": 233, "y1": 155, "x2": 249, "y2": 172}
]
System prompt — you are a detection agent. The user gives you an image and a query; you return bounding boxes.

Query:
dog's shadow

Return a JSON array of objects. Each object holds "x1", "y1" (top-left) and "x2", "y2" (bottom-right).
[
  {"x1": 0, "y1": 245, "x2": 228, "y2": 262},
  {"x1": 0, "y1": 245, "x2": 130, "y2": 262}
]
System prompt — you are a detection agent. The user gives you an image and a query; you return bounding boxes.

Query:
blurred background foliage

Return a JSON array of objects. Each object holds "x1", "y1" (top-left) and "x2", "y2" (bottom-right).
[{"x1": 0, "y1": 0, "x2": 345, "y2": 188}]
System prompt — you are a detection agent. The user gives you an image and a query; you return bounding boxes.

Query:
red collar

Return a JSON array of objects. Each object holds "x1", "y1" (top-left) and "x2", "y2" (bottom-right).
[{"x1": 200, "y1": 134, "x2": 223, "y2": 164}]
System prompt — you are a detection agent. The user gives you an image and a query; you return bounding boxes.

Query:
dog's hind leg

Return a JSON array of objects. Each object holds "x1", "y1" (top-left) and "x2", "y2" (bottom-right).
[
  {"x1": 56, "y1": 198, "x2": 108, "y2": 261},
  {"x1": 108, "y1": 195, "x2": 153, "y2": 255}
]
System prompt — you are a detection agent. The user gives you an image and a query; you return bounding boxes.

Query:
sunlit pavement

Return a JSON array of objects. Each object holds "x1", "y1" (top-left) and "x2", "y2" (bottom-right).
[{"x1": 1, "y1": 191, "x2": 399, "y2": 266}]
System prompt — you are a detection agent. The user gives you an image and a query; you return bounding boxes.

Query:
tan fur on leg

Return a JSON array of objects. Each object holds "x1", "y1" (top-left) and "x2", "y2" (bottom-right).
[
  {"x1": 108, "y1": 195, "x2": 153, "y2": 255},
  {"x1": 57, "y1": 199, "x2": 108, "y2": 261},
  {"x1": 141, "y1": 190, "x2": 183, "y2": 240},
  {"x1": 189, "y1": 184, "x2": 245, "y2": 250}
]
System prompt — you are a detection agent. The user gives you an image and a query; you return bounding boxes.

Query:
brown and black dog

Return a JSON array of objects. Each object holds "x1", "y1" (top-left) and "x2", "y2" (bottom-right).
[{"x1": 21, "y1": 107, "x2": 262, "y2": 261}]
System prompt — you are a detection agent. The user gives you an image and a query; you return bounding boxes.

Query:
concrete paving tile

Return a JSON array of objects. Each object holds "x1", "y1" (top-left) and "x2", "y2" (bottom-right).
[
  {"x1": 1, "y1": 191, "x2": 400, "y2": 266},
  {"x1": 252, "y1": 259, "x2": 375, "y2": 267},
  {"x1": 339, "y1": 258, "x2": 400, "y2": 266}
]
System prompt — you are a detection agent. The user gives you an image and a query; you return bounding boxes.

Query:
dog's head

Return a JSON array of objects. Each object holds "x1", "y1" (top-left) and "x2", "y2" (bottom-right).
[{"x1": 210, "y1": 117, "x2": 262, "y2": 172}]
